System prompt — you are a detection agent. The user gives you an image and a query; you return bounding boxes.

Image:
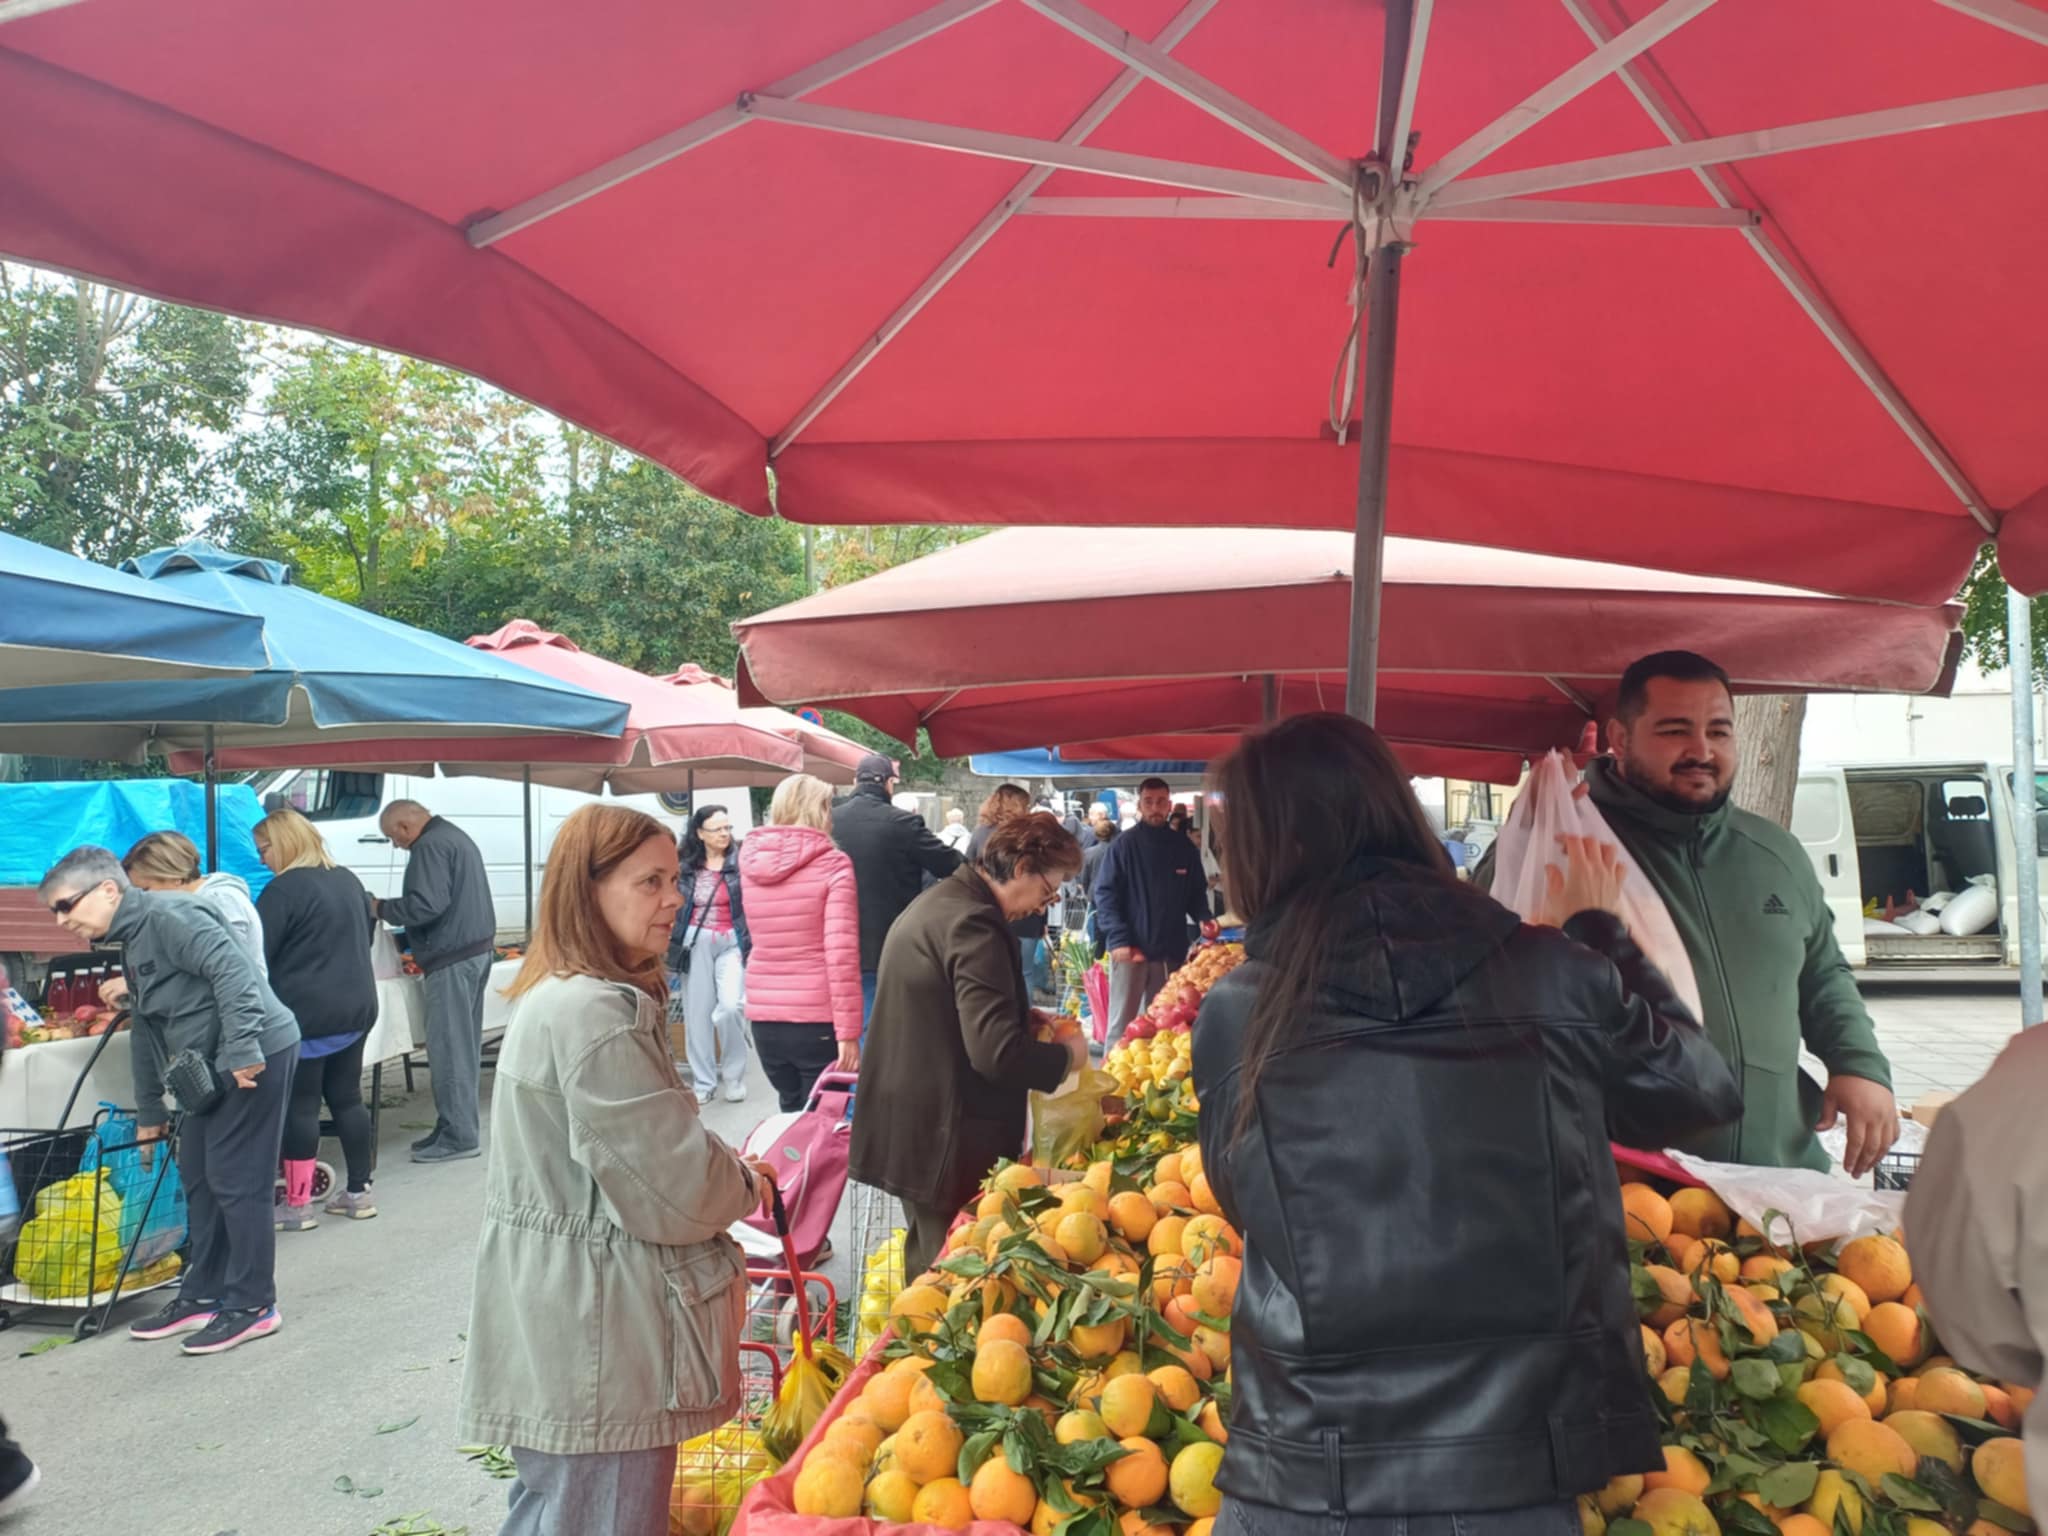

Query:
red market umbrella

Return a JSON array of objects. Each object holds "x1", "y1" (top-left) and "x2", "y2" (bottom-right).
[
  {"x1": 657, "y1": 663, "x2": 870, "y2": 785},
  {"x1": 2, "y1": 0, "x2": 2043, "y2": 645},
  {"x1": 181, "y1": 621, "x2": 805, "y2": 791},
  {"x1": 1058, "y1": 735, "x2": 1533, "y2": 785},
  {"x1": 731, "y1": 526, "x2": 1963, "y2": 761}
]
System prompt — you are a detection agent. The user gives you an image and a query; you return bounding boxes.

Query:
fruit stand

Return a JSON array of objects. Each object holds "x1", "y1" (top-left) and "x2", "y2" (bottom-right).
[{"x1": 693, "y1": 936, "x2": 2035, "y2": 1536}]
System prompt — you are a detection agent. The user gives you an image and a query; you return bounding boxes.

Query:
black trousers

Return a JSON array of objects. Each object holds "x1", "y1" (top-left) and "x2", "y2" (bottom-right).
[
  {"x1": 903, "y1": 1199, "x2": 957, "y2": 1285},
  {"x1": 283, "y1": 1034, "x2": 374, "y2": 1192},
  {"x1": 177, "y1": 1041, "x2": 297, "y2": 1313},
  {"x1": 751, "y1": 1020, "x2": 838, "y2": 1114}
]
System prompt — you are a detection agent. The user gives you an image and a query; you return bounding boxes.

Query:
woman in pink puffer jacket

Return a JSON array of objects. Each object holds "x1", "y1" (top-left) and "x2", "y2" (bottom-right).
[{"x1": 738, "y1": 774, "x2": 864, "y2": 1112}]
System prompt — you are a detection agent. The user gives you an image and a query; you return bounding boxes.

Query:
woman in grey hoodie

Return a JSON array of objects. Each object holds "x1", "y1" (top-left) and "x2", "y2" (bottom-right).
[{"x1": 122, "y1": 832, "x2": 267, "y2": 976}]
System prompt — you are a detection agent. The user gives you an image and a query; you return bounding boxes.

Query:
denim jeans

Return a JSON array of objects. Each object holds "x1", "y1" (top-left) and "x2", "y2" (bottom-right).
[{"x1": 1220, "y1": 1495, "x2": 1579, "y2": 1536}]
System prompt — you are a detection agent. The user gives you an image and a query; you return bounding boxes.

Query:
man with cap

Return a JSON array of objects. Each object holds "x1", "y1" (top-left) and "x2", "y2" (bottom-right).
[{"x1": 830, "y1": 753, "x2": 964, "y2": 1035}]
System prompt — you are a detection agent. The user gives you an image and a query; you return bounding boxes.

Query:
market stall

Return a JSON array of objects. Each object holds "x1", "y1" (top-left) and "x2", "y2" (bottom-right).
[{"x1": 711, "y1": 945, "x2": 2033, "y2": 1536}]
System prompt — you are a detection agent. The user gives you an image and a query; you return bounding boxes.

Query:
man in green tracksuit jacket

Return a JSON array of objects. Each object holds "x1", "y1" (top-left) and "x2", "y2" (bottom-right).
[{"x1": 1488, "y1": 650, "x2": 1899, "y2": 1175}]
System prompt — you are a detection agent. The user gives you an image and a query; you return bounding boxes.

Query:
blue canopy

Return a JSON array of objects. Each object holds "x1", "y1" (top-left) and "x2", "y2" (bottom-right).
[
  {"x1": 0, "y1": 779, "x2": 270, "y2": 895},
  {"x1": 969, "y1": 749, "x2": 1208, "y2": 781},
  {"x1": 0, "y1": 541, "x2": 629, "y2": 761},
  {"x1": 0, "y1": 530, "x2": 271, "y2": 685}
]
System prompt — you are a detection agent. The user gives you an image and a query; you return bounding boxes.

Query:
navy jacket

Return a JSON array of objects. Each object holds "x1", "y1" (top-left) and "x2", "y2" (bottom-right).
[{"x1": 1091, "y1": 821, "x2": 1210, "y2": 967}]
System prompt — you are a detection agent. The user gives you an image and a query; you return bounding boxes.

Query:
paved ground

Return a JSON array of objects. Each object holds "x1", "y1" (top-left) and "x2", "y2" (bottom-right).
[{"x1": 0, "y1": 981, "x2": 2029, "y2": 1536}]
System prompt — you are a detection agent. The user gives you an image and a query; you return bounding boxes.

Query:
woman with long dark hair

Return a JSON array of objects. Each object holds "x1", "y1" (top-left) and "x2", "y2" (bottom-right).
[
  {"x1": 664, "y1": 804, "x2": 750, "y2": 1104},
  {"x1": 1191, "y1": 713, "x2": 1742, "y2": 1533}
]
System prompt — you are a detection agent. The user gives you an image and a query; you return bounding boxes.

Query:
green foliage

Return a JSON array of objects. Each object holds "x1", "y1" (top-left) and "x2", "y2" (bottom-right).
[{"x1": 1958, "y1": 542, "x2": 2048, "y2": 674}]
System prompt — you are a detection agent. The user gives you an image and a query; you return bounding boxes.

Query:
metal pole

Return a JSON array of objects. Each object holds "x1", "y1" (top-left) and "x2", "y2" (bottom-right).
[
  {"x1": 1260, "y1": 674, "x2": 1279, "y2": 724},
  {"x1": 2008, "y1": 587, "x2": 2042, "y2": 1027},
  {"x1": 803, "y1": 526, "x2": 816, "y2": 591},
  {"x1": 1344, "y1": 0, "x2": 1415, "y2": 724},
  {"x1": 203, "y1": 724, "x2": 219, "y2": 872},
  {"x1": 522, "y1": 765, "x2": 535, "y2": 942},
  {"x1": 687, "y1": 768, "x2": 696, "y2": 817}
]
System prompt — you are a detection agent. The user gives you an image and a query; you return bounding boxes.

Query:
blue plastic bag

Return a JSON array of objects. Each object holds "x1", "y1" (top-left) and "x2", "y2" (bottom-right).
[{"x1": 83, "y1": 1103, "x2": 187, "y2": 1266}]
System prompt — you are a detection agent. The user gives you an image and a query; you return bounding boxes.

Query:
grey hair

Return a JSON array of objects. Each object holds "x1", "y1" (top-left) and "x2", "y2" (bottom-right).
[
  {"x1": 379, "y1": 799, "x2": 430, "y2": 830},
  {"x1": 39, "y1": 845, "x2": 130, "y2": 899}
]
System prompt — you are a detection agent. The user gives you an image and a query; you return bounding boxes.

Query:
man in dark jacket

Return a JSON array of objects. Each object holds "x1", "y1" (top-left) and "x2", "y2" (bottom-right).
[
  {"x1": 1094, "y1": 778, "x2": 1213, "y2": 1047},
  {"x1": 830, "y1": 754, "x2": 962, "y2": 1032},
  {"x1": 373, "y1": 801, "x2": 495, "y2": 1164}
]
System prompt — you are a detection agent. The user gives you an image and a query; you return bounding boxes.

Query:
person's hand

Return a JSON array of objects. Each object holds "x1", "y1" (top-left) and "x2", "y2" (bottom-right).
[
  {"x1": 1199, "y1": 920, "x2": 1220, "y2": 941},
  {"x1": 100, "y1": 975, "x2": 130, "y2": 1008},
  {"x1": 835, "y1": 1039, "x2": 860, "y2": 1072},
  {"x1": 1538, "y1": 835, "x2": 1628, "y2": 928},
  {"x1": 745, "y1": 1157, "x2": 779, "y2": 1200},
  {"x1": 1570, "y1": 718, "x2": 1606, "y2": 771},
  {"x1": 137, "y1": 1121, "x2": 166, "y2": 1143},
  {"x1": 1818, "y1": 1074, "x2": 1899, "y2": 1179},
  {"x1": 231, "y1": 1064, "x2": 264, "y2": 1090},
  {"x1": 1064, "y1": 1033, "x2": 1091, "y2": 1074},
  {"x1": 1110, "y1": 946, "x2": 1145, "y2": 964}
]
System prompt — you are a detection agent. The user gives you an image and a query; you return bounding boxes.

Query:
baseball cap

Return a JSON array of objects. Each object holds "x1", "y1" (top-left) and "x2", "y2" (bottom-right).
[{"x1": 855, "y1": 752, "x2": 897, "y2": 784}]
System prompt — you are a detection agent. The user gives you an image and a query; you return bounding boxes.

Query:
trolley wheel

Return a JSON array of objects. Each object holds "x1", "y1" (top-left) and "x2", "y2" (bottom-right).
[
  {"x1": 311, "y1": 1161, "x2": 337, "y2": 1203},
  {"x1": 0, "y1": 1309, "x2": 13, "y2": 1332},
  {"x1": 75, "y1": 1314, "x2": 102, "y2": 1340}
]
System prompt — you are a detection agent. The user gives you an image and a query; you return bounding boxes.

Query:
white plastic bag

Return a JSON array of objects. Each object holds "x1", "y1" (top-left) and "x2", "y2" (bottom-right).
[
  {"x1": 1666, "y1": 1150, "x2": 1905, "y2": 1244},
  {"x1": 1939, "y1": 877, "x2": 1998, "y2": 937},
  {"x1": 1490, "y1": 752, "x2": 1704, "y2": 1023},
  {"x1": 369, "y1": 926, "x2": 404, "y2": 981}
]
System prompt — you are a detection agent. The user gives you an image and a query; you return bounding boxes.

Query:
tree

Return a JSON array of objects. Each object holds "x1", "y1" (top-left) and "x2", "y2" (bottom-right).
[
  {"x1": 0, "y1": 265, "x2": 247, "y2": 561},
  {"x1": 1731, "y1": 694, "x2": 1807, "y2": 829}
]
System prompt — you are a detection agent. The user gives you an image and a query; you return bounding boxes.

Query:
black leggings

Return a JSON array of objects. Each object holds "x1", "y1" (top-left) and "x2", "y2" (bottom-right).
[{"x1": 283, "y1": 1035, "x2": 374, "y2": 1193}]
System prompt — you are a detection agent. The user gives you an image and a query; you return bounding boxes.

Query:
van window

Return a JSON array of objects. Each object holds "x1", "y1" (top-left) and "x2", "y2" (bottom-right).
[
  {"x1": 1791, "y1": 779, "x2": 1845, "y2": 844},
  {"x1": 263, "y1": 769, "x2": 385, "y2": 822},
  {"x1": 1940, "y1": 781, "x2": 1991, "y2": 820}
]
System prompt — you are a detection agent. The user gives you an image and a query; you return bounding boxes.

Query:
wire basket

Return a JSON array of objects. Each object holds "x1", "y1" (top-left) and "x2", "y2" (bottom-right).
[
  {"x1": 1872, "y1": 1150, "x2": 1920, "y2": 1191},
  {"x1": 847, "y1": 1180, "x2": 906, "y2": 1358}
]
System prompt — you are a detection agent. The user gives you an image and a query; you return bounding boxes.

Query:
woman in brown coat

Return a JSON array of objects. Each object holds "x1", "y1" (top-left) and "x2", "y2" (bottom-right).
[{"x1": 849, "y1": 813, "x2": 1090, "y2": 1280}]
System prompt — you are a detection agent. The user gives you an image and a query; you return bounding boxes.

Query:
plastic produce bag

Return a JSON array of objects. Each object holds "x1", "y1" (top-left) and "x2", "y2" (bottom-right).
[
  {"x1": 14, "y1": 1172, "x2": 126, "y2": 1298},
  {"x1": 369, "y1": 926, "x2": 405, "y2": 981},
  {"x1": 1030, "y1": 1067, "x2": 1121, "y2": 1169},
  {"x1": 1666, "y1": 1150, "x2": 1904, "y2": 1244},
  {"x1": 83, "y1": 1103, "x2": 188, "y2": 1265},
  {"x1": 671, "y1": 1423, "x2": 780, "y2": 1536},
  {"x1": 1487, "y1": 751, "x2": 1704, "y2": 1023}
]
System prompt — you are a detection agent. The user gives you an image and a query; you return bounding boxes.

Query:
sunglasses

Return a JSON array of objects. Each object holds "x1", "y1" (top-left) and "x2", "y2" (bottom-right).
[{"x1": 47, "y1": 882, "x2": 107, "y2": 917}]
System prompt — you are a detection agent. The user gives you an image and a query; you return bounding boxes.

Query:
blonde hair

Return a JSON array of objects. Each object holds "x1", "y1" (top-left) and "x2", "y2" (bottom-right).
[
  {"x1": 255, "y1": 807, "x2": 336, "y2": 872},
  {"x1": 123, "y1": 830, "x2": 202, "y2": 886},
  {"x1": 769, "y1": 774, "x2": 834, "y2": 832},
  {"x1": 506, "y1": 804, "x2": 674, "y2": 1003}
]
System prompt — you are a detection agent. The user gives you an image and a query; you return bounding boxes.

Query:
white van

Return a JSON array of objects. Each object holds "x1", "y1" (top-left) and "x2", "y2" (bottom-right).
[
  {"x1": 248, "y1": 767, "x2": 757, "y2": 941},
  {"x1": 1792, "y1": 760, "x2": 2046, "y2": 968}
]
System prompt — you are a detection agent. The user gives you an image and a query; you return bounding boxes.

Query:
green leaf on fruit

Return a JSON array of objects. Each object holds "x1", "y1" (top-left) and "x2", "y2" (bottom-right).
[
  {"x1": 1756, "y1": 1460, "x2": 1820, "y2": 1507},
  {"x1": 1732, "y1": 1358, "x2": 1785, "y2": 1400},
  {"x1": 1757, "y1": 1395, "x2": 1821, "y2": 1453},
  {"x1": 1766, "y1": 1330, "x2": 1810, "y2": 1364},
  {"x1": 1878, "y1": 1475, "x2": 1941, "y2": 1513},
  {"x1": 1974, "y1": 1502, "x2": 2036, "y2": 1535}
]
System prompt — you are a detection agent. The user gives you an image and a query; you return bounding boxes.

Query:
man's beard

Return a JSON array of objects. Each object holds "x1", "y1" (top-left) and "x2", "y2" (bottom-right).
[{"x1": 1618, "y1": 752, "x2": 1734, "y2": 817}]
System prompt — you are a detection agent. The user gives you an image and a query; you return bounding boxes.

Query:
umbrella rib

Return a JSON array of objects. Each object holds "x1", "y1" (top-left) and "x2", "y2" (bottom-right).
[
  {"x1": 1427, "y1": 81, "x2": 2048, "y2": 209},
  {"x1": 1017, "y1": 195, "x2": 1756, "y2": 227},
  {"x1": 0, "y1": 0, "x2": 90, "y2": 20},
  {"x1": 767, "y1": 0, "x2": 1225, "y2": 458},
  {"x1": 1012, "y1": 0, "x2": 1352, "y2": 188},
  {"x1": 1381, "y1": 0, "x2": 1435, "y2": 176},
  {"x1": 1933, "y1": 0, "x2": 2048, "y2": 47},
  {"x1": 466, "y1": 0, "x2": 998, "y2": 247},
  {"x1": 1419, "y1": 0, "x2": 1721, "y2": 195},
  {"x1": 1558, "y1": 0, "x2": 1998, "y2": 533}
]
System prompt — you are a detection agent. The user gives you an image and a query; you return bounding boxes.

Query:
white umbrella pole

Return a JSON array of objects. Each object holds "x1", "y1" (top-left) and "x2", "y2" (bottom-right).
[
  {"x1": 1261, "y1": 674, "x2": 1279, "y2": 724},
  {"x1": 1344, "y1": 0, "x2": 1420, "y2": 726},
  {"x1": 522, "y1": 764, "x2": 535, "y2": 943},
  {"x1": 2008, "y1": 588, "x2": 2042, "y2": 1027}
]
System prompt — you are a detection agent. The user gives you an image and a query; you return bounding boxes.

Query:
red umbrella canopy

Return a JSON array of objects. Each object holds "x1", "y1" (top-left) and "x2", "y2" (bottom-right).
[
  {"x1": 731, "y1": 526, "x2": 1962, "y2": 758},
  {"x1": 5, "y1": 1, "x2": 2045, "y2": 596},
  {"x1": 658, "y1": 663, "x2": 871, "y2": 785}
]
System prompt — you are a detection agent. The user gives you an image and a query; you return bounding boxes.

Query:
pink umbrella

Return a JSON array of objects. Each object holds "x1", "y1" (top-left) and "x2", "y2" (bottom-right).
[
  {"x1": 732, "y1": 526, "x2": 1962, "y2": 760},
  {"x1": 185, "y1": 622, "x2": 805, "y2": 790},
  {"x1": 2, "y1": 0, "x2": 2042, "y2": 662},
  {"x1": 658, "y1": 663, "x2": 870, "y2": 785}
]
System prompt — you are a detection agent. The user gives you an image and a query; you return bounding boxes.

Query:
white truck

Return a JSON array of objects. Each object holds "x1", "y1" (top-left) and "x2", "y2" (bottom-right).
[
  {"x1": 248, "y1": 767, "x2": 756, "y2": 942},
  {"x1": 1792, "y1": 759, "x2": 2045, "y2": 969}
]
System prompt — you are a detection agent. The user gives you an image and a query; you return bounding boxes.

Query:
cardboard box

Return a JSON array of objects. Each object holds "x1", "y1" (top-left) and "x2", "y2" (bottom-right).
[{"x1": 1909, "y1": 1091, "x2": 1956, "y2": 1128}]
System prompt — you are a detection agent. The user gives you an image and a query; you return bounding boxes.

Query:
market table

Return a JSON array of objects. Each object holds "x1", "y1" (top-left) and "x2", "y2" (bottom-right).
[{"x1": 0, "y1": 958, "x2": 521, "y2": 1132}]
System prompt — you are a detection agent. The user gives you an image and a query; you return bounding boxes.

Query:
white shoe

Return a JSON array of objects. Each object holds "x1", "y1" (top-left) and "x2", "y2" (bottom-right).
[{"x1": 722, "y1": 1084, "x2": 748, "y2": 1103}]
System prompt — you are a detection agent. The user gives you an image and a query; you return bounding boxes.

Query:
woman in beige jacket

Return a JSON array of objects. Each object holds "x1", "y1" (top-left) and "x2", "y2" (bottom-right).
[{"x1": 458, "y1": 805, "x2": 775, "y2": 1536}]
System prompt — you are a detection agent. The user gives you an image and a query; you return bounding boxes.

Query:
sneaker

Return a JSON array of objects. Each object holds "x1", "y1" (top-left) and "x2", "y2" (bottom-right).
[
  {"x1": 324, "y1": 1188, "x2": 378, "y2": 1220},
  {"x1": 181, "y1": 1305, "x2": 282, "y2": 1356},
  {"x1": 409, "y1": 1129, "x2": 442, "y2": 1153},
  {"x1": 129, "y1": 1295, "x2": 219, "y2": 1340},
  {"x1": 275, "y1": 1203, "x2": 319, "y2": 1232},
  {"x1": 411, "y1": 1140, "x2": 481, "y2": 1164},
  {"x1": 721, "y1": 1084, "x2": 748, "y2": 1103},
  {"x1": 0, "y1": 1449, "x2": 39, "y2": 1517}
]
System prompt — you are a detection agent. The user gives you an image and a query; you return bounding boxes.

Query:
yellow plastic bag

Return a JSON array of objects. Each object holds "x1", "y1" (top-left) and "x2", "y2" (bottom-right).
[
  {"x1": 35, "y1": 1169, "x2": 122, "y2": 1225},
  {"x1": 671, "y1": 1423, "x2": 779, "y2": 1536},
  {"x1": 759, "y1": 1333, "x2": 853, "y2": 1464},
  {"x1": 14, "y1": 1209, "x2": 122, "y2": 1298},
  {"x1": 1030, "y1": 1067, "x2": 1122, "y2": 1168}
]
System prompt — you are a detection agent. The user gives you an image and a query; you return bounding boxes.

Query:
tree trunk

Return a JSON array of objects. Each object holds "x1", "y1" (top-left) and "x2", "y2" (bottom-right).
[{"x1": 1732, "y1": 694, "x2": 1808, "y2": 829}]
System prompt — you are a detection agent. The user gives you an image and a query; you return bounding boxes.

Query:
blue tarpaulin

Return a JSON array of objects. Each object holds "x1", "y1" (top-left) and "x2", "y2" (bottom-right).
[
  {"x1": 968, "y1": 749, "x2": 1208, "y2": 781},
  {"x1": 0, "y1": 780, "x2": 270, "y2": 895}
]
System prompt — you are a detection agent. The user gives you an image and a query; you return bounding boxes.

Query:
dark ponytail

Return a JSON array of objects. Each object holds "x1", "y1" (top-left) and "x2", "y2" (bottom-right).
[{"x1": 1212, "y1": 713, "x2": 1453, "y2": 1146}]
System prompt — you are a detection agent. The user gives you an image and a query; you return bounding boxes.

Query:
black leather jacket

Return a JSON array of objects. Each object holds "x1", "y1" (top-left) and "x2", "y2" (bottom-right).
[{"x1": 1191, "y1": 858, "x2": 1742, "y2": 1516}]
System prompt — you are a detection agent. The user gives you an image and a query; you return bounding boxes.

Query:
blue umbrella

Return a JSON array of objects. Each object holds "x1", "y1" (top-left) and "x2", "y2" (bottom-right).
[
  {"x1": 969, "y1": 748, "x2": 1208, "y2": 782},
  {"x1": 0, "y1": 529, "x2": 271, "y2": 685},
  {"x1": 0, "y1": 541, "x2": 629, "y2": 862}
]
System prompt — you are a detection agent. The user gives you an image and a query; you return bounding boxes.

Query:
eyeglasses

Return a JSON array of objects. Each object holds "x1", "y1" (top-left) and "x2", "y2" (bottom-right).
[{"x1": 47, "y1": 881, "x2": 106, "y2": 917}]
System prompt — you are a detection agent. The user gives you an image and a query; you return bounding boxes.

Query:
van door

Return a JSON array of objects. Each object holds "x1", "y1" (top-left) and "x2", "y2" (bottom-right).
[
  {"x1": 1792, "y1": 769, "x2": 1864, "y2": 966},
  {"x1": 1997, "y1": 765, "x2": 2048, "y2": 966},
  {"x1": 258, "y1": 768, "x2": 396, "y2": 898}
]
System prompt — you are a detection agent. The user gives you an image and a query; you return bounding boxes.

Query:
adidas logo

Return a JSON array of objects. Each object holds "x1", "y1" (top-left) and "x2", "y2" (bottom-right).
[{"x1": 1762, "y1": 894, "x2": 1790, "y2": 916}]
